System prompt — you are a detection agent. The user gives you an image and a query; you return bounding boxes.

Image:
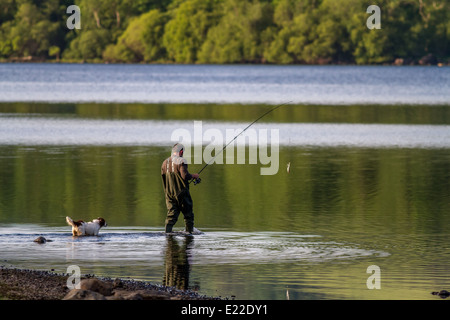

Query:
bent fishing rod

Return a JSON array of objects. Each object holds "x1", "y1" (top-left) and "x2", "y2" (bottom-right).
[{"x1": 190, "y1": 101, "x2": 292, "y2": 185}]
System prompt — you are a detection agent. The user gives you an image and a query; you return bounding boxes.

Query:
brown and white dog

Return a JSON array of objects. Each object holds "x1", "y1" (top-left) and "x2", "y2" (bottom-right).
[{"x1": 66, "y1": 216, "x2": 107, "y2": 236}]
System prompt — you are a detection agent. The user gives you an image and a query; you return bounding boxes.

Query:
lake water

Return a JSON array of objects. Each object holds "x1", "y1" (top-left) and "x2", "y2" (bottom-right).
[
  {"x1": 1, "y1": 63, "x2": 449, "y2": 104},
  {"x1": 0, "y1": 64, "x2": 449, "y2": 300}
]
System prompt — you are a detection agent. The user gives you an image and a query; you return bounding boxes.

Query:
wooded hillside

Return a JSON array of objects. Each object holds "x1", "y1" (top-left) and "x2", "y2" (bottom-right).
[{"x1": 0, "y1": 0, "x2": 448, "y2": 64}]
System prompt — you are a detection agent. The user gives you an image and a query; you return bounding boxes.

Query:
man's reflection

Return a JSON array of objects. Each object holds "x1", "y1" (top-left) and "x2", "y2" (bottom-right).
[{"x1": 163, "y1": 235, "x2": 194, "y2": 291}]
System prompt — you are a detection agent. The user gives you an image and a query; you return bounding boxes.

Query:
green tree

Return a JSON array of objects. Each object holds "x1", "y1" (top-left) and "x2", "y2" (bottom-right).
[
  {"x1": 48, "y1": 45, "x2": 60, "y2": 60},
  {"x1": 413, "y1": 0, "x2": 449, "y2": 60},
  {"x1": 0, "y1": 0, "x2": 17, "y2": 23},
  {"x1": 62, "y1": 0, "x2": 134, "y2": 60},
  {"x1": 163, "y1": 0, "x2": 221, "y2": 63},
  {"x1": 349, "y1": 0, "x2": 447, "y2": 64},
  {"x1": 103, "y1": 9, "x2": 168, "y2": 63},
  {"x1": 198, "y1": 0, "x2": 273, "y2": 63},
  {"x1": 263, "y1": 0, "x2": 321, "y2": 64},
  {"x1": 3, "y1": 1, "x2": 59, "y2": 58},
  {"x1": 0, "y1": 21, "x2": 14, "y2": 58},
  {"x1": 349, "y1": 7, "x2": 391, "y2": 64},
  {"x1": 0, "y1": 0, "x2": 449, "y2": 64},
  {"x1": 63, "y1": 28, "x2": 111, "y2": 61}
]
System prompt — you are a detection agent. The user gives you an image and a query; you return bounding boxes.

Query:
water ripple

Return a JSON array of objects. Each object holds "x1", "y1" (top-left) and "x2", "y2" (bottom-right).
[
  {"x1": 0, "y1": 226, "x2": 389, "y2": 270},
  {"x1": 0, "y1": 115, "x2": 448, "y2": 148}
]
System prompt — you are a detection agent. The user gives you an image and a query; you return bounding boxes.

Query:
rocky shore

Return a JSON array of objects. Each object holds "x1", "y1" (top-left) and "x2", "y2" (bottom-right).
[{"x1": 0, "y1": 266, "x2": 220, "y2": 300}]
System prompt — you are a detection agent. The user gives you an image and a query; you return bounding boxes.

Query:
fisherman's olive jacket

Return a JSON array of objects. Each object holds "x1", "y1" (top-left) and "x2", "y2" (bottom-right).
[{"x1": 161, "y1": 155, "x2": 193, "y2": 198}]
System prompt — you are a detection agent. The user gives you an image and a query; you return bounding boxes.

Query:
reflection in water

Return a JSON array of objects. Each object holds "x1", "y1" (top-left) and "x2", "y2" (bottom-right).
[
  {"x1": 0, "y1": 103, "x2": 449, "y2": 299},
  {"x1": 163, "y1": 235, "x2": 194, "y2": 291},
  {"x1": 0, "y1": 226, "x2": 446, "y2": 299}
]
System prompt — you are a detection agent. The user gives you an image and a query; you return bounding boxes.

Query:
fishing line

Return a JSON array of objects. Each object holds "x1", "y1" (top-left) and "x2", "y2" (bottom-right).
[{"x1": 190, "y1": 101, "x2": 292, "y2": 185}]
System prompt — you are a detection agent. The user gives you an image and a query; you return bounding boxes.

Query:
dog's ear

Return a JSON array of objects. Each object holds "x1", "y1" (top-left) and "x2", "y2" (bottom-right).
[{"x1": 97, "y1": 218, "x2": 107, "y2": 227}]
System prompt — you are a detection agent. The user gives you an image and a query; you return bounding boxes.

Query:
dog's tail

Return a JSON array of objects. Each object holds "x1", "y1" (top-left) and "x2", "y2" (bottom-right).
[{"x1": 66, "y1": 216, "x2": 75, "y2": 227}]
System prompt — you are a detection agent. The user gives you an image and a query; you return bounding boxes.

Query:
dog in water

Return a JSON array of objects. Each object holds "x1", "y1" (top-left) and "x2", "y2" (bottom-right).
[{"x1": 66, "y1": 216, "x2": 107, "y2": 236}]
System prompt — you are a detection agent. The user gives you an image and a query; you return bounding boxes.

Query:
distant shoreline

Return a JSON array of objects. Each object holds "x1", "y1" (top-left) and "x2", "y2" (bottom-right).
[{"x1": 0, "y1": 57, "x2": 447, "y2": 67}]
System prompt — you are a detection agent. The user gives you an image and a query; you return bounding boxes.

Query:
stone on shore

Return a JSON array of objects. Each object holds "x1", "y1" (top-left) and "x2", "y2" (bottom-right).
[
  {"x1": 63, "y1": 289, "x2": 107, "y2": 300},
  {"x1": 63, "y1": 278, "x2": 180, "y2": 300},
  {"x1": 419, "y1": 53, "x2": 438, "y2": 65},
  {"x1": 79, "y1": 278, "x2": 113, "y2": 296},
  {"x1": 1, "y1": 267, "x2": 219, "y2": 300}
]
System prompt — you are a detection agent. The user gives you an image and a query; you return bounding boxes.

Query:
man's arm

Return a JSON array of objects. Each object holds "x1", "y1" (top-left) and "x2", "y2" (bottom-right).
[{"x1": 180, "y1": 164, "x2": 199, "y2": 181}]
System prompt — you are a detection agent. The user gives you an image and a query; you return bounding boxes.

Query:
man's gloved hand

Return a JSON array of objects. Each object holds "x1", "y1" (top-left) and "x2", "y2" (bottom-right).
[{"x1": 191, "y1": 173, "x2": 201, "y2": 185}]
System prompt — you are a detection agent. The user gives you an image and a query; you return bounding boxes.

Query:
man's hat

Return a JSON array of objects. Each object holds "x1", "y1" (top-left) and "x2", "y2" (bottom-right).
[{"x1": 172, "y1": 143, "x2": 184, "y2": 154}]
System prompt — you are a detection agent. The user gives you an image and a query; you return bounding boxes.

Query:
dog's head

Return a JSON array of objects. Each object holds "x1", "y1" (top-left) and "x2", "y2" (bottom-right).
[{"x1": 95, "y1": 217, "x2": 107, "y2": 227}]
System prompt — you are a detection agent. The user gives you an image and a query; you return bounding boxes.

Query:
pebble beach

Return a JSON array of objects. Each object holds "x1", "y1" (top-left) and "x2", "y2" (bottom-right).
[{"x1": 0, "y1": 266, "x2": 220, "y2": 300}]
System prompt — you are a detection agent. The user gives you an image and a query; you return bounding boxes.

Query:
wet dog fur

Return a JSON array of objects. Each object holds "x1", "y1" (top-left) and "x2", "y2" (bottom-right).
[{"x1": 66, "y1": 216, "x2": 107, "y2": 236}]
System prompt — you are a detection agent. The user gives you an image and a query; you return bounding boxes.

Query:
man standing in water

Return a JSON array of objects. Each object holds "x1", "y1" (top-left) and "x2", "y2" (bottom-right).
[{"x1": 161, "y1": 143, "x2": 199, "y2": 233}]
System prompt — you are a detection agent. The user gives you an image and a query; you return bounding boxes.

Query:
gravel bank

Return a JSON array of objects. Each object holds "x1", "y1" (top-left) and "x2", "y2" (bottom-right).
[{"x1": 0, "y1": 266, "x2": 220, "y2": 300}]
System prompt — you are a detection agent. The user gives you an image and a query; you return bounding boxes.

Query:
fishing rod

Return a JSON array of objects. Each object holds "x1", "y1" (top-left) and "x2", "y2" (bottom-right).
[{"x1": 190, "y1": 101, "x2": 292, "y2": 185}]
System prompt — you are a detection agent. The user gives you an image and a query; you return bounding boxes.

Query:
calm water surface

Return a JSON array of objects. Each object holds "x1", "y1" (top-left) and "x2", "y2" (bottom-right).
[
  {"x1": 0, "y1": 64, "x2": 449, "y2": 300},
  {"x1": 0, "y1": 141, "x2": 449, "y2": 299},
  {"x1": 0, "y1": 63, "x2": 449, "y2": 104}
]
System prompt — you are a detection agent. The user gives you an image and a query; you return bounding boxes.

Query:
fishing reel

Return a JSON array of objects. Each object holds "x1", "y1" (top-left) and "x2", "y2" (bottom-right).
[{"x1": 193, "y1": 177, "x2": 202, "y2": 185}]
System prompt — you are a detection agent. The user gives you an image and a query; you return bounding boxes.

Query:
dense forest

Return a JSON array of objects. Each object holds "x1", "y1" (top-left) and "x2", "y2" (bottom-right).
[{"x1": 0, "y1": 0, "x2": 448, "y2": 65}]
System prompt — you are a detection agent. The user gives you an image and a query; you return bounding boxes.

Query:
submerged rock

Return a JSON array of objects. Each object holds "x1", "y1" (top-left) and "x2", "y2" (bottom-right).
[
  {"x1": 33, "y1": 236, "x2": 53, "y2": 244},
  {"x1": 432, "y1": 290, "x2": 450, "y2": 298}
]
